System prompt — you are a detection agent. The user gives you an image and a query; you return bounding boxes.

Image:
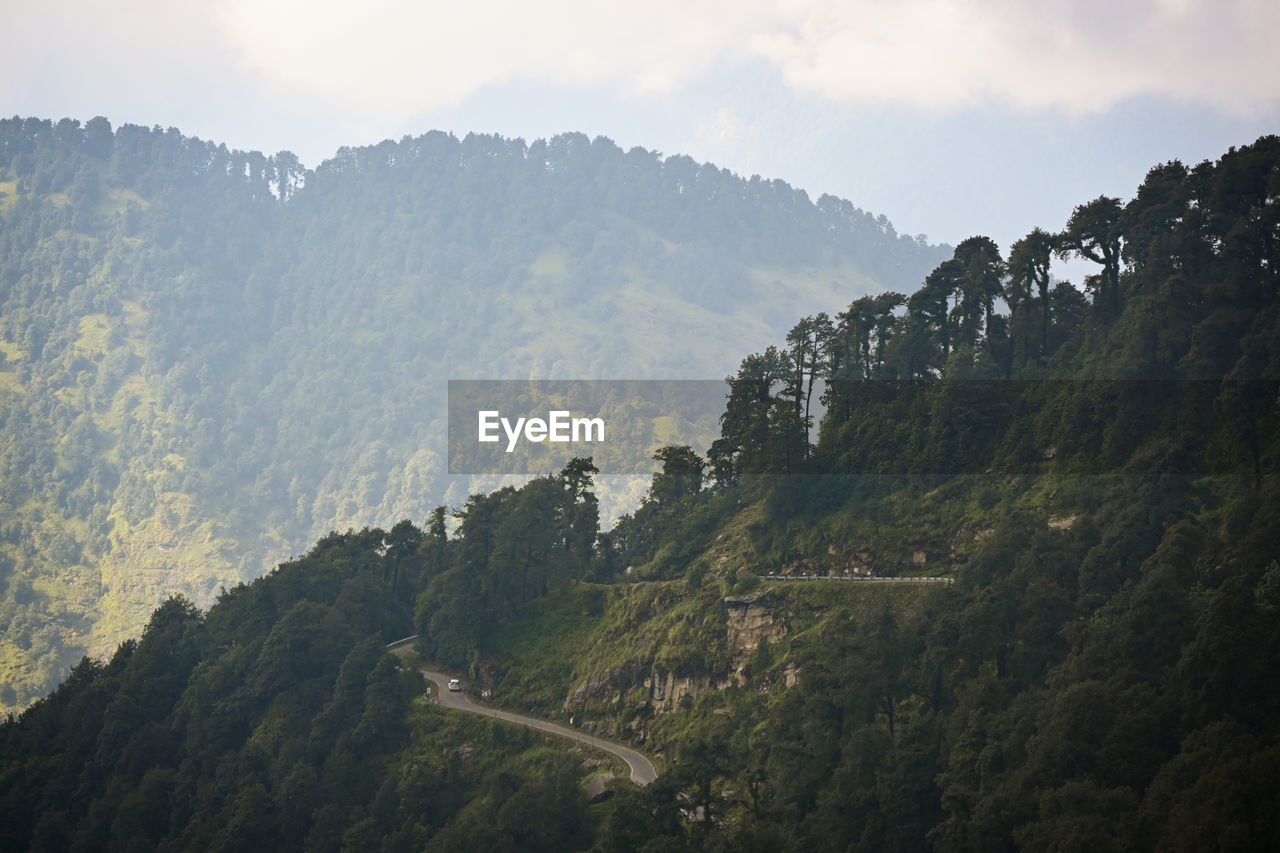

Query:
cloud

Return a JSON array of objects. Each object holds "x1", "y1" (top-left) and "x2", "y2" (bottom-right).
[
  {"x1": 213, "y1": 0, "x2": 1280, "y2": 118},
  {"x1": 214, "y1": 0, "x2": 770, "y2": 115},
  {"x1": 6, "y1": 0, "x2": 1278, "y2": 131},
  {"x1": 750, "y1": 0, "x2": 1280, "y2": 115}
]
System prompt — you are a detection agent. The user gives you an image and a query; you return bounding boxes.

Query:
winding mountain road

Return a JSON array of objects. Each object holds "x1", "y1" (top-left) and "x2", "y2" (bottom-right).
[{"x1": 388, "y1": 639, "x2": 657, "y2": 786}]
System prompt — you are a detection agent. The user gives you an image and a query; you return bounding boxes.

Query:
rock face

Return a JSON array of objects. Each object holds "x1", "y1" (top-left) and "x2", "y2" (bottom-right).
[
  {"x1": 781, "y1": 552, "x2": 877, "y2": 577},
  {"x1": 647, "y1": 670, "x2": 726, "y2": 715},
  {"x1": 722, "y1": 593, "x2": 785, "y2": 653},
  {"x1": 562, "y1": 592, "x2": 793, "y2": 740},
  {"x1": 586, "y1": 773, "x2": 614, "y2": 804},
  {"x1": 564, "y1": 664, "x2": 649, "y2": 709},
  {"x1": 563, "y1": 665, "x2": 726, "y2": 717}
]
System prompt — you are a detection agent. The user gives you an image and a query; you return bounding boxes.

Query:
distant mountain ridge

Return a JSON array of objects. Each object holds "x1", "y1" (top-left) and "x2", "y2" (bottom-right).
[{"x1": 0, "y1": 116, "x2": 947, "y2": 711}]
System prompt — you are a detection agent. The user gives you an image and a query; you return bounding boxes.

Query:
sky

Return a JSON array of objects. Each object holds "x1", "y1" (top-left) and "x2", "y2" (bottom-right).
[{"x1": 6, "y1": 0, "x2": 1280, "y2": 259}]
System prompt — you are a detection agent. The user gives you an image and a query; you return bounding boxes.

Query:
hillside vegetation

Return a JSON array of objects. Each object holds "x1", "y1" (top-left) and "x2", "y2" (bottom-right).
[
  {"x1": 0, "y1": 116, "x2": 946, "y2": 712},
  {"x1": 2, "y1": 135, "x2": 1276, "y2": 851}
]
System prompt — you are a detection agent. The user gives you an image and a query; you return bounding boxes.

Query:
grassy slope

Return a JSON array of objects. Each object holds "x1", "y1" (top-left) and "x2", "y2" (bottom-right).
[
  {"x1": 475, "y1": 465, "x2": 1109, "y2": 759},
  {"x1": 482, "y1": 574, "x2": 949, "y2": 763}
]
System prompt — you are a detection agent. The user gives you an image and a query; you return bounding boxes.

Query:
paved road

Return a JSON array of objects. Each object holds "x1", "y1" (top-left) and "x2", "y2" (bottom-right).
[{"x1": 388, "y1": 641, "x2": 657, "y2": 786}]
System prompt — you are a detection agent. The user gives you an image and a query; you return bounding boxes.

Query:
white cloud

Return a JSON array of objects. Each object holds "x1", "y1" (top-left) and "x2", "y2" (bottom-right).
[
  {"x1": 4, "y1": 0, "x2": 1276, "y2": 145},
  {"x1": 214, "y1": 0, "x2": 771, "y2": 116},
  {"x1": 211, "y1": 0, "x2": 1280, "y2": 118},
  {"x1": 751, "y1": 0, "x2": 1280, "y2": 115}
]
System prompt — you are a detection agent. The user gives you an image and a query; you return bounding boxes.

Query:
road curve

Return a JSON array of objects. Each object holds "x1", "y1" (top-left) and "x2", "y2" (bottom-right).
[{"x1": 388, "y1": 642, "x2": 657, "y2": 786}]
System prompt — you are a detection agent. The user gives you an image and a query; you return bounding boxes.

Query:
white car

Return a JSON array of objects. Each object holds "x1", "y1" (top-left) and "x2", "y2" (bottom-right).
[{"x1": 448, "y1": 678, "x2": 461, "y2": 692}]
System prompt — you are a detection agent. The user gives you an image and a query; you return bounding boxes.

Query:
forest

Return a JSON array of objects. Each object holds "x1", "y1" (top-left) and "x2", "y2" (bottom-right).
[
  {"x1": 1, "y1": 134, "x2": 1276, "y2": 850},
  {"x1": 0, "y1": 116, "x2": 946, "y2": 713}
]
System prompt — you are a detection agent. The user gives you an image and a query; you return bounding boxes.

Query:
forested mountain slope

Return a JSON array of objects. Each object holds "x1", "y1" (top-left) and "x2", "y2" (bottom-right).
[
  {"x1": 562, "y1": 134, "x2": 1280, "y2": 850},
  {"x1": 0, "y1": 117, "x2": 945, "y2": 712},
  {"x1": 1, "y1": 135, "x2": 1278, "y2": 851}
]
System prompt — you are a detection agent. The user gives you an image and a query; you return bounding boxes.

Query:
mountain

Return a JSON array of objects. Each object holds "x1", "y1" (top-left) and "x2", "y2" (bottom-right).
[
  {"x1": 1, "y1": 135, "x2": 1276, "y2": 851},
  {"x1": 0, "y1": 117, "x2": 947, "y2": 712}
]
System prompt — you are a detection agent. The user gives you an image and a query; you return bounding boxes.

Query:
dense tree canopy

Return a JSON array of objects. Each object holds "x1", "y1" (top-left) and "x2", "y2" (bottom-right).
[
  {"x1": 2, "y1": 125, "x2": 1278, "y2": 851},
  {"x1": 0, "y1": 116, "x2": 947, "y2": 712}
]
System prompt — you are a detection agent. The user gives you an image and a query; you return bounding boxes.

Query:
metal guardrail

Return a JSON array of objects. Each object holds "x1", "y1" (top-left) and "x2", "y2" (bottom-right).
[{"x1": 752, "y1": 573, "x2": 957, "y2": 581}]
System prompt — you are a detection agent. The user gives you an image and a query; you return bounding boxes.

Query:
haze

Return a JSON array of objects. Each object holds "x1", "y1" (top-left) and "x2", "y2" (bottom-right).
[{"x1": 6, "y1": 0, "x2": 1280, "y2": 259}]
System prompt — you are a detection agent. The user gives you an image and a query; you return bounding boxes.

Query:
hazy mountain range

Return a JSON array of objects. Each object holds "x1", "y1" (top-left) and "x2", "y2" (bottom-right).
[{"x1": 0, "y1": 116, "x2": 946, "y2": 711}]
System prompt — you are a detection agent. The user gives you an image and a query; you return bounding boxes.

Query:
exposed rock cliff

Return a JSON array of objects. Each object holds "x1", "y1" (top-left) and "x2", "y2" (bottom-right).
[{"x1": 562, "y1": 591, "x2": 793, "y2": 742}]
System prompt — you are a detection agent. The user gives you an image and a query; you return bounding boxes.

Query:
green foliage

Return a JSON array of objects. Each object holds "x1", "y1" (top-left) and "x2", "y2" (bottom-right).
[
  {"x1": 463, "y1": 134, "x2": 1280, "y2": 849},
  {"x1": 414, "y1": 460, "x2": 600, "y2": 668},
  {"x1": 0, "y1": 115, "x2": 948, "y2": 714},
  {"x1": 5, "y1": 124, "x2": 1280, "y2": 851},
  {"x1": 1, "y1": 519, "x2": 638, "y2": 851}
]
